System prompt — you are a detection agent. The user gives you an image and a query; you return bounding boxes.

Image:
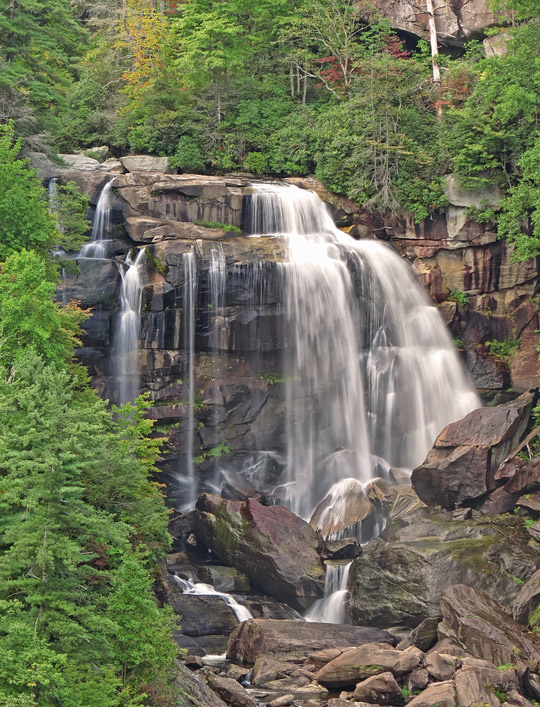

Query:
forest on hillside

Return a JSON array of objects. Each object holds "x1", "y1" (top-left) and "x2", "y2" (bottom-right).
[
  {"x1": 2, "y1": 0, "x2": 540, "y2": 705},
  {"x1": 2, "y1": 0, "x2": 540, "y2": 252}
]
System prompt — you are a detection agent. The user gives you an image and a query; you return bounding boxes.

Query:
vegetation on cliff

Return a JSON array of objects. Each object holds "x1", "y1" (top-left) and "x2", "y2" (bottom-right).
[
  {"x1": 3, "y1": 0, "x2": 540, "y2": 249},
  {"x1": 0, "y1": 123, "x2": 179, "y2": 706}
]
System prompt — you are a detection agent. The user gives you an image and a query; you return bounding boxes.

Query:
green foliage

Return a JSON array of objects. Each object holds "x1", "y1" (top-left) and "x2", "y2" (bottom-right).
[
  {"x1": 0, "y1": 353, "x2": 176, "y2": 704},
  {"x1": 485, "y1": 337, "x2": 520, "y2": 361},
  {"x1": 446, "y1": 288, "x2": 470, "y2": 306},
  {"x1": 0, "y1": 123, "x2": 59, "y2": 257},
  {"x1": 0, "y1": 249, "x2": 87, "y2": 368},
  {"x1": 243, "y1": 151, "x2": 269, "y2": 175},
  {"x1": 194, "y1": 220, "x2": 242, "y2": 233},
  {"x1": 194, "y1": 440, "x2": 231, "y2": 465},
  {"x1": 169, "y1": 136, "x2": 206, "y2": 173},
  {"x1": 0, "y1": 0, "x2": 88, "y2": 138},
  {"x1": 52, "y1": 180, "x2": 91, "y2": 254},
  {"x1": 257, "y1": 371, "x2": 287, "y2": 384}
]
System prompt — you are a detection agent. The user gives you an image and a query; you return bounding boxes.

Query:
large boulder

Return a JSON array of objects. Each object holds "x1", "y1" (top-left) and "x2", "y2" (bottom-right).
[
  {"x1": 58, "y1": 153, "x2": 101, "y2": 170},
  {"x1": 194, "y1": 494, "x2": 325, "y2": 611},
  {"x1": 226, "y1": 619, "x2": 393, "y2": 664},
  {"x1": 352, "y1": 672, "x2": 403, "y2": 705},
  {"x1": 439, "y1": 584, "x2": 540, "y2": 675},
  {"x1": 443, "y1": 175, "x2": 501, "y2": 209},
  {"x1": 315, "y1": 643, "x2": 421, "y2": 688},
  {"x1": 365, "y1": 0, "x2": 501, "y2": 47},
  {"x1": 120, "y1": 155, "x2": 172, "y2": 173},
  {"x1": 347, "y1": 489, "x2": 540, "y2": 630},
  {"x1": 309, "y1": 478, "x2": 379, "y2": 537},
  {"x1": 412, "y1": 392, "x2": 535, "y2": 508}
]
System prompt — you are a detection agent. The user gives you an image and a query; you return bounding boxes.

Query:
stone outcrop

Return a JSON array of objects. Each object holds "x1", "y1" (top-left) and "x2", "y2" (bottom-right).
[
  {"x1": 439, "y1": 584, "x2": 540, "y2": 678},
  {"x1": 226, "y1": 618, "x2": 393, "y2": 664},
  {"x1": 362, "y1": 0, "x2": 501, "y2": 47},
  {"x1": 120, "y1": 155, "x2": 171, "y2": 173},
  {"x1": 315, "y1": 643, "x2": 421, "y2": 687},
  {"x1": 411, "y1": 392, "x2": 535, "y2": 508},
  {"x1": 347, "y1": 488, "x2": 540, "y2": 631},
  {"x1": 193, "y1": 494, "x2": 325, "y2": 611}
]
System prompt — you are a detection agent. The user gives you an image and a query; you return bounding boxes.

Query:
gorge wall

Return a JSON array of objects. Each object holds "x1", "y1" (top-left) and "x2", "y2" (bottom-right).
[{"x1": 48, "y1": 160, "x2": 540, "y2": 500}]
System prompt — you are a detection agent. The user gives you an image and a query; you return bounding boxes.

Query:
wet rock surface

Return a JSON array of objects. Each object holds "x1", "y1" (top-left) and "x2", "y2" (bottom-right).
[
  {"x1": 347, "y1": 488, "x2": 540, "y2": 630},
  {"x1": 194, "y1": 494, "x2": 325, "y2": 612},
  {"x1": 412, "y1": 392, "x2": 535, "y2": 508}
]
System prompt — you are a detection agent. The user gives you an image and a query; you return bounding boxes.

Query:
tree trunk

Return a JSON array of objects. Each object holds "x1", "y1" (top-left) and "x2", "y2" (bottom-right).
[{"x1": 425, "y1": 0, "x2": 442, "y2": 119}]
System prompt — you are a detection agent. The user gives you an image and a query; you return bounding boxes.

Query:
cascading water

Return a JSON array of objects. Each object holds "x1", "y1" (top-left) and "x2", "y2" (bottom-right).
[
  {"x1": 80, "y1": 181, "x2": 113, "y2": 259},
  {"x1": 305, "y1": 562, "x2": 351, "y2": 624},
  {"x1": 182, "y1": 249, "x2": 198, "y2": 505},
  {"x1": 114, "y1": 248, "x2": 146, "y2": 404},
  {"x1": 246, "y1": 183, "x2": 480, "y2": 622},
  {"x1": 172, "y1": 575, "x2": 252, "y2": 623},
  {"x1": 247, "y1": 184, "x2": 479, "y2": 518},
  {"x1": 209, "y1": 245, "x2": 227, "y2": 434}
]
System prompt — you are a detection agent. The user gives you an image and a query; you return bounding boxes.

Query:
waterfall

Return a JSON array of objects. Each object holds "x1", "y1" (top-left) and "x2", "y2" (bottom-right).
[
  {"x1": 245, "y1": 183, "x2": 479, "y2": 622},
  {"x1": 182, "y1": 249, "x2": 198, "y2": 504},
  {"x1": 80, "y1": 181, "x2": 113, "y2": 259},
  {"x1": 305, "y1": 562, "x2": 351, "y2": 624},
  {"x1": 209, "y1": 246, "x2": 227, "y2": 435},
  {"x1": 246, "y1": 184, "x2": 480, "y2": 519},
  {"x1": 172, "y1": 574, "x2": 252, "y2": 623},
  {"x1": 114, "y1": 248, "x2": 146, "y2": 405}
]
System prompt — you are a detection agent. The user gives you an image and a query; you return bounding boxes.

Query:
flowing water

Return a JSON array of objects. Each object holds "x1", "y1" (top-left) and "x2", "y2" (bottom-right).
[
  {"x1": 172, "y1": 575, "x2": 252, "y2": 623},
  {"x1": 80, "y1": 181, "x2": 113, "y2": 258},
  {"x1": 114, "y1": 248, "x2": 146, "y2": 404},
  {"x1": 209, "y1": 245, "x2": 227, "y2": 434},
  {"x1": 182, "y1": 249, "x2": 198, "y2": 504},
  {"x1": 246, "y1": 184, "x2": 479, "y2": 519},
  {"x1": 245, "y1": 184, "x2": 480, "y2": 622},
  {"x1": 305, "y1": 562, "x2": 351, "y2": 624}
]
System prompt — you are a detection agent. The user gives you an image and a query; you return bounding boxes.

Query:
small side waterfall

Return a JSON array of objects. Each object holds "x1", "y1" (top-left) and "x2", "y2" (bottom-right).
[
  {"x1": 182, "y1": 249, "x2": 198, "y2": 503},
  {"x1": 172, "y1": 575, "x2": 252, "y2": 623},
  {"x1": 114, "y1": 248, "x2": 146, "y2": 404},
  {"x1": 80, "y1": 181, "x2": 113, "y2": 259},
  {"x1": 305, "y1": 562, "x2": 351, "y2": 624},
  {"x1": 209, "y1": 246, "x2": 227, "y2": 434}
]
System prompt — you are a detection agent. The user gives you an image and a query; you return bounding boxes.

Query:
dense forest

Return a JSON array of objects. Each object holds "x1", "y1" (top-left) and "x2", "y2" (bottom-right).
[
  {"x1": 2, "y1": 0, "x2": 540, "y2": 705},
  {"x1": 1, "y1": 0, "x2": 540, "y2": 244}
]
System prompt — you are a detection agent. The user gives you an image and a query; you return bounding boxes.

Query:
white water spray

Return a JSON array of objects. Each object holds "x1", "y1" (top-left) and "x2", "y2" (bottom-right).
[
  {"x1": 114, "y1": 248, "x2": 146, "y2": 404},
  {"x1": 305, "y1": 562, "x2": 351, "y2": 624},
  {"x1": 173, "y1": 575, "x2": 252, "y2": 623},
  {"x1": 247, "y1": 184, "x2": 479, "y2": 519},
  {"x1": 81, "y1": 181, "x2": 113, "y2": 259},
  {"x1": 247, "y1": 184, "x2": 479, "y2": 623},
  {"x1": 182, "y1": 249, "x2": 198, "y2": 503}
]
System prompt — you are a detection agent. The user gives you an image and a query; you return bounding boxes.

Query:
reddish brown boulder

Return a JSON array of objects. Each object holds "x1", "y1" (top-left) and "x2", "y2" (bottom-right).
[
  {"x1": 352, "y1": 672, "x2": 403, "y2": 705},
  {"x1": 226, "y1": 619, "x2": 393, "y2": 665},
  {"x1": 412, "y1": 392, "x2": 534, "y2": 508},
  {"x1": 194, "y1": 494, "x2": 324, "y2": 611},
  {"x1": 316, "y1": 643, "x2": 421, "y2": 688},
  {"x1": 440, "y1": 584, "x2": 540, "y2": 674}
]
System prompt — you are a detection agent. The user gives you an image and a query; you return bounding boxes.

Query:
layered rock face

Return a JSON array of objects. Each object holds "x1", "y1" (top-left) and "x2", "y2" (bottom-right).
[
  {"x1": 60, "y1": 172, "x2": 291, "y2": 492},
  {"x1": 362, "y1": 0, "x2": 502, "y2": 48},
  {"x1": 384, "y1": 187, "x2": 540, "y2": 394}
]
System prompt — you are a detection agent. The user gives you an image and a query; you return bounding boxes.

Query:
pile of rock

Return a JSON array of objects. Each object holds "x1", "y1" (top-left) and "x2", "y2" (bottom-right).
[{"x1": 178, "y1": 581, "x2": 540, "y2": 707}]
